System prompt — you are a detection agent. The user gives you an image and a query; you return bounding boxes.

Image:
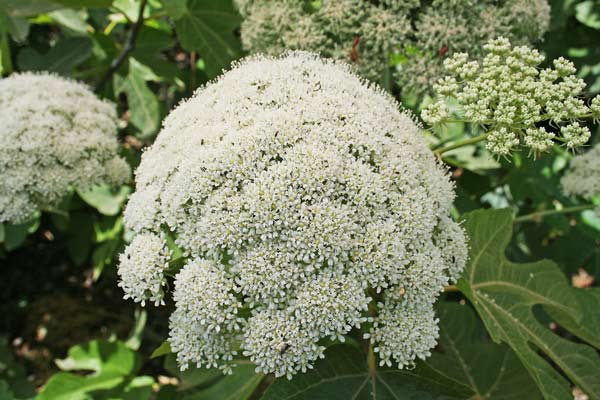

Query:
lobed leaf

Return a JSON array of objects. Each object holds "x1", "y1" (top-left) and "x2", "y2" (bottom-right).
[
  {"x1": 171, "y1": 0, "x2": 242, "y2": 78},
  {"x1": 458, "y1": 208, "x2": 600, "y2": 400}
]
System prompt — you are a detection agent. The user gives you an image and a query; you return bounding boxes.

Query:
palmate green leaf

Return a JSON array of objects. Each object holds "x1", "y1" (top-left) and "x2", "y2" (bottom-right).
[
  {"x1": 171, "y1": 0, "x2": 242, "y2": 78},
  {"x1": 430, "y1": 303, "x2": 541, "y2": 400},
  {"x1": 261, "y1": 302, "x2": 539, "y2": 400},
  {"x1": 261, "y1": 344, "x2": 471, "y2": 400},
  {"x1": 114, "y1": 58, "x2": 160, "y2": 138},
  {"x1": 17, "y1": 36, "x2": 92, "y2": 74},
  {"x1": 458, "y1": 208, "x2": 600, "y2": 400}
]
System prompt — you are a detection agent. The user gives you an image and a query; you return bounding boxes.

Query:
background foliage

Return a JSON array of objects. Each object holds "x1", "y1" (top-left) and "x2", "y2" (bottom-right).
[{"x1": 0, "y1": 0, "x2": 599, "y2": 399}]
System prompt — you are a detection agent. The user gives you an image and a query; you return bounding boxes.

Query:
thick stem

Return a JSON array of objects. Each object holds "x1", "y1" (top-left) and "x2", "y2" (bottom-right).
[
  {"x1": 434, "y1": 132, "x2": 489, "y2": 156},
  {"x1": 367, "y1": 341, "x2": 377, "y2": 397},
  {"x1": 514, "y1": 204, "x2": 595, "y2": 223},
  {"x1": 443, "y1": 284, "x2": 459, "y2": 292},
  {"x1": 95, "y1": 0, "x2": 148, "y2": 92},
  {"x1": 248, "y1": 374, "x2": 275, "y2": 400}
]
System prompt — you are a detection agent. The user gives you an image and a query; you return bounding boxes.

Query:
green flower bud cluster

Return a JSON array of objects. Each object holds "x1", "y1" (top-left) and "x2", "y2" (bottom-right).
[{"x1": 423, "y1": 37, "x2": 597, "y2": 156}]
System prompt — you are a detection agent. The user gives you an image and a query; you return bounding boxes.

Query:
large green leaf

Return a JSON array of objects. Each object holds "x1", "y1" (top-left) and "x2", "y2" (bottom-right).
[
  {"x1": 114, "y1": 58, "x2": 160, "y2": 138},
  {"x1": 428, "y1": 303, "x2": 541, "y2": 399},
  {"x1": 261, "y1": 302, "x2": 540, "y2": 399},
  {"x1": 262, "y1": 344, "x2": 471, "y2": 400},
  {"x1": 17, "y1": 36, "x2": 92, "y2": 74},
  {"x1": 458, "y1": 208, "x2": 600, "y2": 400},
  {"x1": 172, "y1": 0, "x2": 242, "y2": 78}
]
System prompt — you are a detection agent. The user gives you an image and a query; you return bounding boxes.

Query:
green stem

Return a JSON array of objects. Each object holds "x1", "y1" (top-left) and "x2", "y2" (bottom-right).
[
  {"x1": 0, "y1": 31, "x2": 13, "y2": 75},
  {"x1": 514, "y1": 204, "x2": 595, "y2": 223},
  {"x1": 434, "y1": 133, "x2": 489, "y2": 156}
]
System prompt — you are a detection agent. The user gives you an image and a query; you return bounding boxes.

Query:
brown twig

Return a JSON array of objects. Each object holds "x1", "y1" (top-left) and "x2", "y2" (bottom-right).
[{"x1": 95, "y1": 0, "x2": 148, "y2": 92}]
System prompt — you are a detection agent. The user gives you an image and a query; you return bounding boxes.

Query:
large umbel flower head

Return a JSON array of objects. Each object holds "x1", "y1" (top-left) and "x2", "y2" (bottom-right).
[
  {"x1": 234, "y1": 0, "x2": 549, "y2": 94},
  {"x1": 119, "y1": 52, "x2": 468, "y2": 378},
  {"x1": 235, "y1": 0, "x2": 412, "y2": 82},
  {"x1": 0, "y1": 72, "x2": 131, "y2": 224}
]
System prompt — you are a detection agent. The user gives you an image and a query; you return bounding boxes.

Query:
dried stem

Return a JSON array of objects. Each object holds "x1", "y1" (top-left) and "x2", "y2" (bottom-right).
[{"x1": 95, "y1": 0, "x2": 148, "y2": 92}]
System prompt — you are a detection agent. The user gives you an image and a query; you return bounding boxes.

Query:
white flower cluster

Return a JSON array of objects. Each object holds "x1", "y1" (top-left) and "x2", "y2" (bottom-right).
[
  {"x1": 235, "y1": 0, "x2": 549, "y2": 93},
  {"x1": 117, "y1": 233, "x2": 172, "y2": 306},
  {"x1": 169, "y1": 260, "x2": 244, "y2": 374},
  {"x1": 119, "y1": 52, "x2": 468, "y2": 378},
  {"x1": 423, "y1": 37, "x2": 597, "y2": 156},
  {"x1": 0, "y1": 72, "x2": 131, "y2": 224},
  {"x1": 561, "y1": 144, "x2": 600, "y2": 213},
  {"x1": 234, "y1": 0, "x2": 412, "y2": 82},
  {"x1": 398, "y1": 0, "x2": 550, "y2": 95}
]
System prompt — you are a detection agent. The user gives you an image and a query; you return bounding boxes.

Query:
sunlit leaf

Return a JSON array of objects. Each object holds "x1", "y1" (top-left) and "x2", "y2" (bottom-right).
[{"x1": 77, "y1": 184, "x2": 130, "y2": 216}]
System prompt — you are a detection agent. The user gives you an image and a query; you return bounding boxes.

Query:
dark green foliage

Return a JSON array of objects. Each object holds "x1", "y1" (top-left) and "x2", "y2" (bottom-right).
[{"x1": 262, "y1": 303, "x2": 540, "y2": 400}]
